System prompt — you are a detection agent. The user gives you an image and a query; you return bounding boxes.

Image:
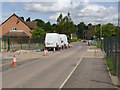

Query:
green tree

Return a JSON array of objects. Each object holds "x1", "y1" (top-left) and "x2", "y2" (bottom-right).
[
  {"x1": 77, "y1": 22, "x2": 86, "y2": 39},
  {"x1": 35, "y1": 19, "x2": 53, "y2": 33},
  {"x1": 31, "y1": 26, "x2": 46, "y2": 38},
  {"x1": 94, "y1": 24, "x2": 101, "y2": 39},
  {"x1": 44, "y1": 22, "x2": 53, "y2": 33},
  {"x1": 56, "y1": 12, "x2": 76, "y2": 38},
  {"x1": 102, "y1": 23, "x2": 117, "y2": 37},
  {"x1": 52, "y1": 24, "x2": 57, "y2": 32},
  {"x1": 20, "y1": 17, "x2": 24, "y2": 21},
  {"x1": 26, "y1": 17, "x2": 31, "y2": 21},
  {"x1": 94, "y1": 23, "x2": 118, "y2": 38},
  {"x1": 35, "y1": 19, "x2": 45, "y2": 27}
]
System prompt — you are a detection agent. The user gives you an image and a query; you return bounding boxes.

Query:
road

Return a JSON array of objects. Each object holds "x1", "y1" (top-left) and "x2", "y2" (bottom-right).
[{"x1": 3, "y1": 43, "x2": 88, "y2": 88}]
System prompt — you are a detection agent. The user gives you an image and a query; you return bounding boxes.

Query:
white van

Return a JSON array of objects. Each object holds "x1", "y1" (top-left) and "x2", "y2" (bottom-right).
[
  {"x1": 45, "y1": 33, "x2": 62, "y2": 50},
  {"x1": 59, "y1": 34, "x2": 69, "y2": 48}
]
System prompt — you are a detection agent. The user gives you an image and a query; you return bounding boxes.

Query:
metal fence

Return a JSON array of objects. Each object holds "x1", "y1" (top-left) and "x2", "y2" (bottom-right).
[
  {"x1": 104, "y1": 36, "x2": 120, "y2": 85},
  {"x1": 0, "y1": 37, "x2": 44, "y2": 52}
]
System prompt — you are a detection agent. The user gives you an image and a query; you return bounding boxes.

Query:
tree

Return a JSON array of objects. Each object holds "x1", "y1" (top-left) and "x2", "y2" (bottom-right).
[
  {"x1": 20, "y1": 17, "x2": 24, "y2": 21},
  {"x1": 31, "y1": 26, "x2": 46, "y2": 38},
  {"x1": 44, "y1": 22, "x2": 53, "y2": 32},
  {"x1": 94, "y1": 23, "x2": 118, "y2": 38},
  {"x1": 52, "y1": 24, "x2": 57, "y2": 32},
  {"x1": 35, "y1": 19, "x2": 44, "y2": 23},
  {"x1": 26, "y1": 17, "x2": 31, "y2": 21},
  {"x1": 35, "y1": 19, "x2": 45, "y2": 27},
  {"x1": 102, "y1": 23, "x2": 117, "y2": 37},
  {"x1": 77, "y1": 22, "x2": 86, "y2": 39},
  {"x1": 94, "y1": 24, "x2": 101, "y2": 39},
  {"x1": 56, "y1": 12, "x2": 76, "y2": 38},
  {"x1": 34, "y1": 19, "x2": 53, "y2": 33}
]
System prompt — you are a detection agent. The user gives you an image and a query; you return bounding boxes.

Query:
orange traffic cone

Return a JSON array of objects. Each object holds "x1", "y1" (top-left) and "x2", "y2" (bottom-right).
[
  {"x1": 46, "y1": 49, "x2": 48, "y2": 55},
  {"x1": 43, "y1": 48, "x2": 47, "y2": 56},
  {"x1": 13, "y1": 54, "x2": 16, "y2": 66},
  {"x1": 53, "y1": 47, "x2": 56, "y2": 53}
]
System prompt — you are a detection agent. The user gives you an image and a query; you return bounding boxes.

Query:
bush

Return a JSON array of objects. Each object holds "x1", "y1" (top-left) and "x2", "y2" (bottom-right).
[
  {"x1": 77, "y1": 38, "x2": 81, "y2": 41},
  {"x1": 70, "y1": 39, "x2": 77, "y2": 42}
]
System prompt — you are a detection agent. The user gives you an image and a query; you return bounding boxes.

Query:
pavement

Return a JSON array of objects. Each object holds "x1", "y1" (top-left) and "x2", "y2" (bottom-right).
[
  {"x1": 63, "y1": 46, "x2": 116, "y2": 88},
  {"x1": 2, "y1": 42, "x2": 118, "y2": 89}
]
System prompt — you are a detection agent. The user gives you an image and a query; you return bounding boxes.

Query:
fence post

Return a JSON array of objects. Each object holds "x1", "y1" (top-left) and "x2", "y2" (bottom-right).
[
  {"x1": 118, "y1": 36, "x2": 120, "y2": 86},
  {"x1": 7, "y1": 37, "x2": 10, "y2": 52}
]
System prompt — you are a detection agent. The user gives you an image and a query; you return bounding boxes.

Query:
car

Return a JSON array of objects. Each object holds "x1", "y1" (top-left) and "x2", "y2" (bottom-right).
[
  {"x1": 44, "y1": 33, "x2": 62, "y2": 50},
  {"x1": 83, "y1": 40, "x2": 87, "y2": 43}
]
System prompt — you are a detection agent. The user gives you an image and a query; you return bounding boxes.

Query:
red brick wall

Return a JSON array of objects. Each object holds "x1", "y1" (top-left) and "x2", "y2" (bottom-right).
[{"x1": 0, "y1": 15, "x2": 32, "y2": 37}]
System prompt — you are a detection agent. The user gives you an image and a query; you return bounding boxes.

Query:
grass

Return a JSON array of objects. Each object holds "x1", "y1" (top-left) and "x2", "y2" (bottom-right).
[
  {"x1": 91, "y1": 43, "x2": 97, "y2": 46},
  {"x1": 104, "y1": 56, "x2": 117, "y2": 76},
  {"x1": 97, "y1": 45, "x2": 101, "y2": 48},
  {"x1": 91, "y1": 42, "x2": 101, "y2": 48},
  {"x1": 70, "y1": 39, "x2": 77, "y2": 42}
]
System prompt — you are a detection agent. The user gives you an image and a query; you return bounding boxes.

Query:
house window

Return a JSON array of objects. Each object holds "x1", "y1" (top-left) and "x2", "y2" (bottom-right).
[{"x1": 12, "y1": 28, "x2": 17, "y2": 30}]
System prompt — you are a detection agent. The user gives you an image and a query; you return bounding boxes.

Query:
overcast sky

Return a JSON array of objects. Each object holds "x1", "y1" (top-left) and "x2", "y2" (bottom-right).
[{"x1": 1, "y1": 0, "x2": 119, "y2": 25}]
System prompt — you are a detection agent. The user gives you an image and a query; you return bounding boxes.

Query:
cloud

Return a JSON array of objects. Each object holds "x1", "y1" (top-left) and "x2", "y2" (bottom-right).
[
  {"x1": 24, "y1": 0, "x2": 118, "y2": 25},
  {"x1": 48, "y1": 12, "x2": 67, "y2": 21},
  {"x1": 24, "y1": 0, "x2": 80, "y2": 14},
  {"x1": 73, "y1": 4, "x2": 118, "y2": 25}
]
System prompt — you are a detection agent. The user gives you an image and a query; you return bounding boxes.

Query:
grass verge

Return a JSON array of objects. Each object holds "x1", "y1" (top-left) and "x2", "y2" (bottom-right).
[
  {"x1": 91, "y1": 43, "x2": 97, "y2": 46},
  {"x1": 104, "y1": 56, "x2": 117, "y2": 76},
  {"x1": 91, "y1": 43, "x2": 101, "y2": 48}
]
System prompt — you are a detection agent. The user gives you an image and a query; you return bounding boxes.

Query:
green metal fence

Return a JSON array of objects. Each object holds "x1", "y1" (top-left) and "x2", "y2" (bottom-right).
[
  {"x1": 104, "y1": 36, "x2": 120, "y2": 85},
  {"x1": 0, "y1": 37, "x2": 44, "y2": 52}
]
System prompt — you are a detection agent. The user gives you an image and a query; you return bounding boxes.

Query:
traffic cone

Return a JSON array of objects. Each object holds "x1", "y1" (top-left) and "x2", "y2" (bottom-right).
[
  {"x1": 70, "y1": 43, "x2": 72, "y2": 48},
  {"x1": 43, "y1": 48, "x2": 47, "y2": 56},
  {"x1": 46, "y1": 49, "x2": 48, "y2": 55},
  {"x1": 13, "y1": 54, "x2": 16, "y2": 66},
  {"x1": 53, "y1": 47, "x2": 56, "y2": 53}
]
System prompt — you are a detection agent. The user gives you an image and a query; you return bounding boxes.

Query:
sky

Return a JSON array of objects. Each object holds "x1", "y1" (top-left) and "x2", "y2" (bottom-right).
[{"x1": 1, "y1": 0, "x2": 119, "y2": 26}]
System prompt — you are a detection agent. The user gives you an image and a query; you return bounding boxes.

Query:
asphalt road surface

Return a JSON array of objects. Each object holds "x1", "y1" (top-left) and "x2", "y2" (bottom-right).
[{"x1": 3, "y1": 43, "x2": 88, "y2": 88}]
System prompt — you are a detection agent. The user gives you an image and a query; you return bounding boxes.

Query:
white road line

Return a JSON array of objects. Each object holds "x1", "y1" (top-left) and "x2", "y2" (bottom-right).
[{"x1": 59, "y1": 57, "x2": 83, "y2": 89}]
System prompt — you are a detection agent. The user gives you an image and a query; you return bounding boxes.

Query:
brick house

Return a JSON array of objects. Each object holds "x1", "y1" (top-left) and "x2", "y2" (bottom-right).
[
  {"x1": 0, "y1": 14, "x2": 37, "y2": 38},
  {"x1": 0, "y1": 14, "x2": 37, "y2": 52}
]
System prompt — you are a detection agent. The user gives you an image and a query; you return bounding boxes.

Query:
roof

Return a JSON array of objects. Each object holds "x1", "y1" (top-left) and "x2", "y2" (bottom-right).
[
  {"x1": 0, "y1": 14, "x2": 37, "y2": 29},
  {"x1": 3, "y1": 30, "x2": 30, "y2": 38},
  {"x1": 24, "y1": 21, "x2": 37, "y2": 29}
]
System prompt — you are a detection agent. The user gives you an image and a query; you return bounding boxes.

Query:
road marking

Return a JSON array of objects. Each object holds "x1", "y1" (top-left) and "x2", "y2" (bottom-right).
[
  {"x1": 59, "y1": 57, "x2": 83, "y2": 89},
  {"x1": 88, "y1": 50, "x2": 100, "y2": 52}
]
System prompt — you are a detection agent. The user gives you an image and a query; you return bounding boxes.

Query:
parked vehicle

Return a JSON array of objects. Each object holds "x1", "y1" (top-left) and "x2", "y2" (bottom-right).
[
  {"x1": 83, "y1": 40, "x2": 87, "y2": 43},
  {"x1": 59, "y1": 34, "x2": 69, "y2": 48},
  {"x1": 45, "y1": 33, "x2": 62, "y2": 50}
]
